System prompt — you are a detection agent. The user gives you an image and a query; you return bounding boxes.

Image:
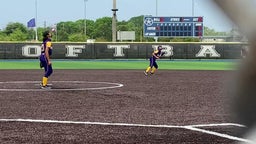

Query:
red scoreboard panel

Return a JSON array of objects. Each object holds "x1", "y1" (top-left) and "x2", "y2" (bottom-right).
[{"x1": 144, "y1": 16, "x2": 203, "y2": 37}]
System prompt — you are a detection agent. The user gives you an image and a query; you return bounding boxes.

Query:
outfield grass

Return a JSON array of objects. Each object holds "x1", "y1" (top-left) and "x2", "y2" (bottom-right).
[{"x1": 0, "y1": 59, "x2": 239, "y2": 70}]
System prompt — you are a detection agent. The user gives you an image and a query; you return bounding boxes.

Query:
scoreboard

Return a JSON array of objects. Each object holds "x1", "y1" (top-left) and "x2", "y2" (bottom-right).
[{"x1": 143, "y1": 16, "x2": 203, "y2": 37}]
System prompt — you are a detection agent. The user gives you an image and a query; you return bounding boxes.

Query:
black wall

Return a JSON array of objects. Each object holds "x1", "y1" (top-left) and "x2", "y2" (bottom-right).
[{"x1": 0, "y1": 42, "x2": 246, "y2": 59}]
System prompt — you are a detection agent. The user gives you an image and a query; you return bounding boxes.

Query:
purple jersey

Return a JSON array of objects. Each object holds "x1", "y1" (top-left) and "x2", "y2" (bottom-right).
[
  {"x1": 152, "y1": 50, "x2": 162, "y2": 60},
  {"x1": 41, "y1": 38, "x2": 52, "y2": 55}
]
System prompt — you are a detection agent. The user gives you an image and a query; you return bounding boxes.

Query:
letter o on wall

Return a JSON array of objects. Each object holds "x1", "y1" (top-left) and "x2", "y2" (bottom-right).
[{"x1": 22, "y1": 45, "x2": 41, "y2": 57}]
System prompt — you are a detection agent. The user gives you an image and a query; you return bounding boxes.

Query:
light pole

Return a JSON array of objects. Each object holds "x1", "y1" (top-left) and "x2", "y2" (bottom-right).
[
  {"x1": 35, "y1": 0, "x2": 38, "y2": 41},
  {"x1": 155, "y1": 0, "x2": 158, "y2": 42},
  {"x1": 84, "y1": 0, "x2": 88, "y2": 37},
  {"x1": 192, "y1": 0, "x2": 194, "y2": 17},
  {"x1": 112, "y1": 0, "x2": 118, "y2": 42}
]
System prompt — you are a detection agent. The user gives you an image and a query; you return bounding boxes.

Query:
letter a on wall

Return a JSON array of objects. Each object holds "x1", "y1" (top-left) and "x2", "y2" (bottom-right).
[{"x1": 196, "y1": 45, "x2": 220, "y2": 58}]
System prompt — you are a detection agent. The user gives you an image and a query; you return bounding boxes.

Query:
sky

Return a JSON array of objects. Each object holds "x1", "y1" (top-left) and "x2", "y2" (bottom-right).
[{"x1": 1, "y1": 0, "x2": 234, "y2": 32}]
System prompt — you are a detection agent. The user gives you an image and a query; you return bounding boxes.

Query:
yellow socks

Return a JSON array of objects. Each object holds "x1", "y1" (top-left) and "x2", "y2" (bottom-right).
[
  {"x1": 151, "y1": 67, "x2": 156, "y2": 74},
  {"x1": 42, "y1": 77, "x2": 48, "y2": 86},
  {"x1": 145, "y1": 67, "x2": 157, "y2": 75},
  {"x1": 145, "y1": 67, "x2": 151, "y2": 73}
]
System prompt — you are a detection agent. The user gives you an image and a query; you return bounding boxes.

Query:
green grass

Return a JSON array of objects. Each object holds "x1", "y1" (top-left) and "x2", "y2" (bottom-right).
[{"x1": 0, "y1": 59, "x2": 238, "y2": 70}]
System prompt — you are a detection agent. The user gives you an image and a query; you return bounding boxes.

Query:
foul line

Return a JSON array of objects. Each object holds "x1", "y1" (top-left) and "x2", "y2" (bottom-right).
[
  {"x1": 0, "y1": 81, "x2": 124, "y2": 91},
  {"x1": 184, "y1": 126, "x2": 252, "y2": 143},
  {"x1": 0, "y1": 118, "x2": 252, "y2": 143}
]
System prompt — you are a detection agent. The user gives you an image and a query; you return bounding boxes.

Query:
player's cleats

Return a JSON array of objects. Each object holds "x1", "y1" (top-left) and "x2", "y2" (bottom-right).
[
  {"x1": 144, "y1": 71, "x2": 148, "y2": 76},
  {"x1": 40, "y1": 83, "x2": 52, "y2": 87},
  {"x1": 41, "y1": 85, "x2": 52, "y2": 90}
]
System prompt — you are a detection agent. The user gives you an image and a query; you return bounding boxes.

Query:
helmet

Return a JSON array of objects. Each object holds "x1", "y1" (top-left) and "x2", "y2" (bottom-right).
[{"x1": 157, "y1": 45, "x2": 162, "y2": 50}]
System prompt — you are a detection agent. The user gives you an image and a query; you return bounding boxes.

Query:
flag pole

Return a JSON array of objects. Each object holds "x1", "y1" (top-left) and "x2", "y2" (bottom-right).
[
  {"x1": 35, "y1": 0, "x2": 38, "y2": 41},
  {"x1": 84, "y1": 0, "x2": 88, "y2": 37}
]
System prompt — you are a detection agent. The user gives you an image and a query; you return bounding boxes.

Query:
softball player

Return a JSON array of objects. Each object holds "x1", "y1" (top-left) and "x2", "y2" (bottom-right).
[
  {"x1": 144, "y1": 45, "x2": 164, "y2": 75},
  {"x1": 39, "y1": 31, "x2": 53, "y2": 89}
]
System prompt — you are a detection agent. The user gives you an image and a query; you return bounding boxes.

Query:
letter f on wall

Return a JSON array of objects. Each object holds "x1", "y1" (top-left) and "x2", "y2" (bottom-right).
[{"x1": 66, "y1": 45, "x2": 85, "y2": 57}]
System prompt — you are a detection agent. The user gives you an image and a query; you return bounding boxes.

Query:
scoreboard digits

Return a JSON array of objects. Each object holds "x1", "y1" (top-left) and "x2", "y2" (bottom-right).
[{"x1": 144, "y1": 16, "x2": 203, "y2": 37}]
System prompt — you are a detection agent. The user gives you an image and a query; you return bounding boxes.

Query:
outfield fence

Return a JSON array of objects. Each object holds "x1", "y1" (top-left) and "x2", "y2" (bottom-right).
[{"x1": 0, "y1": 42, "x2": 247, "y2": 59}]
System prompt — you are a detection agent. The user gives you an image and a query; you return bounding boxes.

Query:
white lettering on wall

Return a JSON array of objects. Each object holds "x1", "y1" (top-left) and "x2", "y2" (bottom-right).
[
  {"x1": 196, "y1": 45, "x2": 220, "y2": 57},
  {"x1": 152, "y1": 45, "x2": 173, "y2": 57},
  {"x1": 22, "y1": 45, "x2": 41, "y2": 57},
  {"x1": 20, "y1": 44, "x2": 223, "y2": 59},
  {"x1": 107, "y1": 45, "x2": 130, "y2": 57},
  {"x1": 65, "y1": 45, "x2": 85, "y2": 57}
]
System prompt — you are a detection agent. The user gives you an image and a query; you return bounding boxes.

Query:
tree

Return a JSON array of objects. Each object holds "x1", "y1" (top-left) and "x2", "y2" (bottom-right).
[
  {"x1": 53, "y1": 22, "x2": 68, "y2": 41},
  {"x1": 37, "y1": 27, "x2": 47, "y2": 41},
  {"x1": 84, "y1": 19, "x2": 95, "y2": 39},
  {"x1": 117, "y1": 21, "x2": 129, "y2": 31},
  {"x1": 9, "y1": 29, "x2": 28, "y2": 41},
  {"x1": 68, "y1": 33, "x2": 86, "y2": 42},
  {"x1": 92, "y1": 17, "x2": 112, "y2": 41},
  {"x1": 127, "y1": 15, "x2": 144, "y2": 41},
  {"x1": 204, "y1": 26, "x2": 228, "y2": 36},
  {"x1": 0, "y1": 31, "x2": 8, "y2": 41},
  {"x1": 4, "y1": 22, "x2": 27, "y2": 36}
]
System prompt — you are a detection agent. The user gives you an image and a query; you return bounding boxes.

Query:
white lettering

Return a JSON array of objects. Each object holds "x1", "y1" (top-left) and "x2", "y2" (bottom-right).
[
  {"x1": 154, "y1": 18, "x2": 160, "y2": 22},
  {"x1": 183, "y1": 18, "x2": 190, "y2": 21},
  {"x1": 19, "y1": 44, "x2": 222, "y2": 59},
  {"x1": 107, "y1": 45, "x2": 130, "y2": 57},
  {"x1": 195, "y1": 23, "x2": 202, "y2": 26},
  {"x1": 170, "y1": 18, "x2": 180, "y2": 22},
  {"x1": 193, "y1": 18, "x2": 199, "y2": 21},
  {"x1": 147, "y1": 27, "x2": 156, "y2": 30},
  {"x1": 196, "y1": 45, "x2": 220, "y2": 57},
  {"x1": 145, "y1": 33, "x2": 156, "y2": 36},
  {"x1": 65, "y1": 45, "x2": 85, "y2": 57},
  {"x1": 22, "y1": 45, "x2": 41, "y2": 57}
]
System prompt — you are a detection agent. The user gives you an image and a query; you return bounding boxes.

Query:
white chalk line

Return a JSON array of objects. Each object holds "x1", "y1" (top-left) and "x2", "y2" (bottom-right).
[
  {"x1": 0, "y1": 118, "x2": 252, "y2": 143},
  {"x1": 188, "y1": 123, "x2": 246, "y2": 128},
  {"x1": 0, "y1": 81, "x2": 251, "y2": 142},
  {"x1": 184, "y1": 126, "x2": 253, "y2": 143},
  {"x1": 0, "y1": 81, "x2": 124, "y2": 91}
]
